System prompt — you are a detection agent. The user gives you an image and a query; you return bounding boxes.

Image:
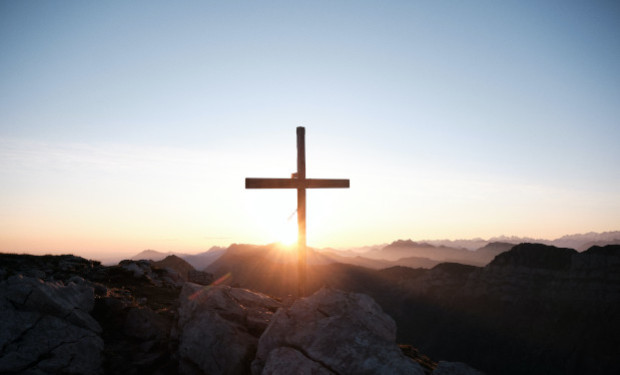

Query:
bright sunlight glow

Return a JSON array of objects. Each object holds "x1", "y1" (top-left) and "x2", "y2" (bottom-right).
[{"x1": 276, "y1": 215, "x2": 298, "y2": 247}]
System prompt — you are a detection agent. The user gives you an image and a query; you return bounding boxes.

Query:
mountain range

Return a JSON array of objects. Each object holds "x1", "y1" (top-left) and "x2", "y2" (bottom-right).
[
  {"x1": 3, "y1": 230, "x2": 619, "y2": 374},
  {"x1": 129, "y1": 231, "x2": 620, "y2": 271},
  {"x1": 131, "y1": 246, "x2": 227, "y2": 269}
]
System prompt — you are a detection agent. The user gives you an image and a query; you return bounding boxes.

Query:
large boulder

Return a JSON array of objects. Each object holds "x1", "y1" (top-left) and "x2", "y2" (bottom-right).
[
  {"x1": 174, "y1": 283, "x2": 283, "y2": 375},
  {"x1": 252, "y1": 288, "x2": 424, "y2": 375},
  {"x1": 0, "y1": 275, "x2": 103, "y2": 374}
]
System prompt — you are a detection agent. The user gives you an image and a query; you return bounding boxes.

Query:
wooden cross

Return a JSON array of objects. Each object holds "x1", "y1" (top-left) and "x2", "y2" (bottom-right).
[{"x1": 245, "y1": 127, "x2": 350, "y2": 297}]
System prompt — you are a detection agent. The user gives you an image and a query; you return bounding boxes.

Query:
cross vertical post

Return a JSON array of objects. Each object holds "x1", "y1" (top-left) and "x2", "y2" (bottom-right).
[
  {"x1": 245, "y1": 127, "x2": 349, "y2": 297},
  {"x1": 296, "y1": 127, "x2": 307, "y2": 297}
]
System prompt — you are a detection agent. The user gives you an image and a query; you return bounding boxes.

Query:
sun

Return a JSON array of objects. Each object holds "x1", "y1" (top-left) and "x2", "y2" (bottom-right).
[{"x1": 276, "y1": 220, "x2": 298, "y2": 246}]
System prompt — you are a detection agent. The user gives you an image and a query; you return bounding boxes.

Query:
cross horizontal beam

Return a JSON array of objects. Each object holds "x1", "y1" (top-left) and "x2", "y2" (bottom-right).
[{"x1": 245, "y1": 178, "x2": 350, "y2": 189}]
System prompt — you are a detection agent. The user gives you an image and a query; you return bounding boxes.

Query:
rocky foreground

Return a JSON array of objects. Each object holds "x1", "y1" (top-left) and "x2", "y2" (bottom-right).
[{"x1": 0, "y1": 254, "x2": 481, "y2": 375}]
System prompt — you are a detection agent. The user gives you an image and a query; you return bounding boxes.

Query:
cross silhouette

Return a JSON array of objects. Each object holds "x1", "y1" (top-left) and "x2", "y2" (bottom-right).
[{"x1": 245, "y1": 127, "x2": 350, "y2": 296}]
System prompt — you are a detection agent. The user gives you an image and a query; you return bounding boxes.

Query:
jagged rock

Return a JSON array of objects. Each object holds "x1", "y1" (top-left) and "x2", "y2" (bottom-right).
[
  {"x1": 433, "y1": 361, "x2": 485, "y2": 375},
  {"x1": 117, "y1": 258, "x2": 198, "y2": 289},
  {"x1": 0, "y1": 275, "x2": 103, "y2": 375},
  {"x1": 2, "y1": 275, "x2": 100, "y2": 332},
  {"x1": 252, "y1": 288, "x2": 424, "y2": 375},
  {"x1": 0, "y1": 254, "x2": 102, "y2": 284},
  {"x1": 175, "y1": 284, "x2": 282, "y2": 375}
]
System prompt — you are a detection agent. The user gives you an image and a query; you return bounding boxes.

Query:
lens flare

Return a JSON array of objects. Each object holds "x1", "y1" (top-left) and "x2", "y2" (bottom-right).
[{"x1": 188, "y1": 272, "x2": 232, "y2": 301}]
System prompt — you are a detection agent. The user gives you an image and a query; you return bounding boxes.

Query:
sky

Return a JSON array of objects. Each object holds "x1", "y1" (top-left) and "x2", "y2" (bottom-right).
[{"x1": 1, "y1": 1, "x2": 619, "y2": 260}]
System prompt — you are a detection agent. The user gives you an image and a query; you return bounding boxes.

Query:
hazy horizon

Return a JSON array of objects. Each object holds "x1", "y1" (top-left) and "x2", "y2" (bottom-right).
[
  {"x1": 2, "y1": 2, "x2": 619, "y2": 259},
  {"x1": 2, "y1": 230, "x2": 618, "y2": 265}
]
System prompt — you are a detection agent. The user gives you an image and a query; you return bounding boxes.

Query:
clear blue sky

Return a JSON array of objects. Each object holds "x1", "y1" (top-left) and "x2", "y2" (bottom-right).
[{"x1": 1, "y1": 1, "x2": 619, "y2": 259}]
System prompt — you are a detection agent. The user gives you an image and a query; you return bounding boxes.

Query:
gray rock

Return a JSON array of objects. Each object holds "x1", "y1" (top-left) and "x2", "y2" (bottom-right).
[
  {"x1": 252, "y1": 288, "x2": 424, "y2": 375},
  {"x1": 3, "y1": 275, "x2": 99, "y2": 332},
  {"x1": 0, "y1": 275, "x2": 103, "y2": 375},
  {"x1": 175, "y1": 283, "x2": 282, "y2": 375},
  {"x1": 262, "y1": 347, "x2": 335, "y2": 375}
]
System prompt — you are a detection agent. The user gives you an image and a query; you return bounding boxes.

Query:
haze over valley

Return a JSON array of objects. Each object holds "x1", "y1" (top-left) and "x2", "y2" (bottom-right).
[{"x1": 122, "y1": 231, "x2": 620, "y2": 270}]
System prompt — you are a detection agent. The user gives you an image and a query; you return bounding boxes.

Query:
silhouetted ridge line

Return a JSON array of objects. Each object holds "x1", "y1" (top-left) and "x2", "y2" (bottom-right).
[
  {"x1": 582, "y1": 244, "x2": 620, "y2": 256},
  {"x1": 490, "y1": 243, "x2": 577, "y2": 270}
]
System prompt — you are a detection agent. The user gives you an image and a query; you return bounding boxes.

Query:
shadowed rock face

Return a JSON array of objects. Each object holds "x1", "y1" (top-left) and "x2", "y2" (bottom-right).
[
  {"x1": 175, "y1": 284, "x2": 283, "y2": 375},
  {"x1": 0, "y1": 275, "x2": 103, "y2": 375},
  {"x1": 253, "y1": 288, "x2": 425, "y2": 375},
  {"x1": 261, "y1": 347, "x2": 335, "y2": 375},
  {"x1": 0, "y1": 253, "x2": 187, "y2": 374}
]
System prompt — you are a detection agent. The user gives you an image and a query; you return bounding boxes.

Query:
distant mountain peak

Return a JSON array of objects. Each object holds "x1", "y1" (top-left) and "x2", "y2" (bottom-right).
[
  {"x1": 152, "y1": 254, "x2": 195, "y2": 280},
  {"x1": 155, "y1": 254, "x2": 192, "y2": 268},
  {"x1": 388, "y1": 239, "x2": 418, "y2": 247},
  {"x1": 386, "y1": 239, "x2": 434, "y2": 248},
  {"x1": 131, "y1": 249, "x2": 174, "y2": 261}
]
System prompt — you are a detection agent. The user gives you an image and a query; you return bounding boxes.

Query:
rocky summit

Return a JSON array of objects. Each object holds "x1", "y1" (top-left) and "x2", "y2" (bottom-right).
[
  {"x1": 253, "y1": 288, "x2": 424, "y2": 375},
  {"x1": 0, "y1": 253, "x2": 481, "y2": 375}
]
